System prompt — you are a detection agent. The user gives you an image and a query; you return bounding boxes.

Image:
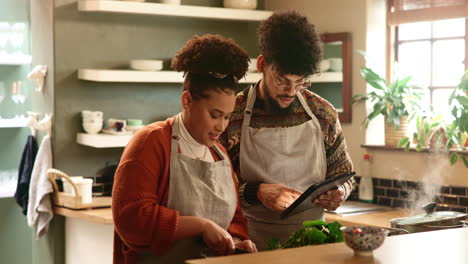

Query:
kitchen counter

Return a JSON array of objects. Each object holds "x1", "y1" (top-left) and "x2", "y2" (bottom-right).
[
  {"x1": 53, "y1": 205, "x2": 418, "y2": 228},
  {"x1": 187, "y1": 227, "x2": 468, "y2": 264},
  {"x1": 54, "y1": 207, "x2": 113, "y2": 224},
  {"x1": 325, "y1": 208, "x2": 419, "y2": 228},
  {"x1": 53, "y1": 207, "x2": 113, "y2": 264}
]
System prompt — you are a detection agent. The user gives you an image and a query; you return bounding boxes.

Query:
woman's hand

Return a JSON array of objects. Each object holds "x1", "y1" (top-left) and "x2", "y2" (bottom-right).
[
  {"x1": 201, "y1": 219, "x2": 235, "y2": 255},
  {"x1": 234, "y1": 238, "x2": 257, "y2": 253}
]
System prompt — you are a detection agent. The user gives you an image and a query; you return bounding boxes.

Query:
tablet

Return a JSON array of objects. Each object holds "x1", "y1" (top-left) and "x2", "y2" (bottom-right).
[{"x1": 280, "y1": 171, "x2": 356, "y2": 219}]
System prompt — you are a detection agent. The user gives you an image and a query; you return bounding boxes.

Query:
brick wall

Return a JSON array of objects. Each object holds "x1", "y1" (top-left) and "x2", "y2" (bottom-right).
[{"x1": 349, "y1": 176, "x2": 468, "y2": 213}]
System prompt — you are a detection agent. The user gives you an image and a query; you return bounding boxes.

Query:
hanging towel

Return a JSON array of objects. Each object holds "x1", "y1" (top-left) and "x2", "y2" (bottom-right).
[
  {"x1": 27, "y1": 135, "x2": 53, "y2": 239},
  {"x1": 14, "y1": 135, "x2": 39, "y2": 215}
]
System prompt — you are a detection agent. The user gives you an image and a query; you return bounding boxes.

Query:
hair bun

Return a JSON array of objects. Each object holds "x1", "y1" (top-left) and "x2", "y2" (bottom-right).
[{"x1": 171, "y1": 34, "x2": 249, "y2": 80}]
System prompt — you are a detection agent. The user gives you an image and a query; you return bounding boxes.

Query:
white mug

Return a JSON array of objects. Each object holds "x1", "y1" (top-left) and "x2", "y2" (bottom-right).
[{"x1": 82, "y1": 110, "x2": 103, "y2": 120}]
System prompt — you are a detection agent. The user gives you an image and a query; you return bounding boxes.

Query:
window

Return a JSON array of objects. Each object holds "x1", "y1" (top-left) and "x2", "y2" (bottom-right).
[{"x1": 394, "y1": 18, "x2": 466, "y2": 119}]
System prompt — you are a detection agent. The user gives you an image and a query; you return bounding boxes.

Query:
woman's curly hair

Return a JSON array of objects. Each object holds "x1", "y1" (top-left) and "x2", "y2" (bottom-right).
[
  {"x1": 258, "y1": 11, "x2": 322, "y2": 76},
  {"x1": 172, "y1": 34, "x2": 249, "y2": 100}
]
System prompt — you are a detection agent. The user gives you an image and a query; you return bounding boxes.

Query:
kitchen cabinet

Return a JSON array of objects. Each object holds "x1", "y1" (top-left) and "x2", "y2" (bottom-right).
[
  {"x1": 310, "y1": 32, "x2": 352, "y2": 123},
  {"x1": 75, "y1": 2, "x2": 342, "y2": 148}
]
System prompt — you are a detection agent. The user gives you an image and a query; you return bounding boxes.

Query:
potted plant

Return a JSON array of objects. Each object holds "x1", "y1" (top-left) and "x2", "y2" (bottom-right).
[
  {"x1": 446, "y1": 70, "x2": 468, "y2": 166},
  {"x1": 398, "y1": 71, "x2": 468, "y2": 168},
  {"x1": 352, "y1": 66, "x2": 425, "y2": 147},
  {"x1": 398, "y1": 114, "x2": 446, "y2": 152}
]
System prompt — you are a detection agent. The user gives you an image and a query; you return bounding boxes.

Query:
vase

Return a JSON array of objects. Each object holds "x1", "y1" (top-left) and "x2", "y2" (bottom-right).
[{"x1": 384, "y1": 116, "x2": 410, "y2": 147}]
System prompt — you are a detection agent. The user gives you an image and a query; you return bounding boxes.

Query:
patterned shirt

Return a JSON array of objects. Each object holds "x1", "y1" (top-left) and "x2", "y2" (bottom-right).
[{"x1": 219, "y1": 83, "x2": 354, "y2": 205}]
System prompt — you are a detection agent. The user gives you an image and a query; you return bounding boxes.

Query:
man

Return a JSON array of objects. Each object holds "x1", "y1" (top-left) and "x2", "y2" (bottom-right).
[{"x1": 219, "y1": 11, "x2": 354, "y2": 250}]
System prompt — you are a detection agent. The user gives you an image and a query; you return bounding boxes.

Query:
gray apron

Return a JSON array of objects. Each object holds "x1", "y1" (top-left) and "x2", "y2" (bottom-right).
[
  {"x1": 239, "y1": 86, "x2": 327, "y2": 250},
  {"x1": 139, "y1": 116, "x2": 237, "y2": 263}
]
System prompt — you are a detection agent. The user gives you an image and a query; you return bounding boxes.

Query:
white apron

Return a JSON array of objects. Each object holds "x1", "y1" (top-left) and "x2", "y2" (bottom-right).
[
  {"x1": 239, "y1": 86, "x2": 327, "y2": 250},
  {"x1": 139, "y1": 117, "x2": 237, "y2": 263}
]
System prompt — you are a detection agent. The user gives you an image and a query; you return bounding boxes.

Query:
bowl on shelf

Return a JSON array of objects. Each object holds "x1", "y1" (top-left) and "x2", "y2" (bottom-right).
[
  {"x1": 328, "y1": 57, "x2": 343, "y2": 72},
  {"x1": 248, "y1": 58, "x2": 258, "y2": 72},
  {"x1": 223, "y1": 0, "x2": 257, "y2": 10},
  {"x1": 83, "y1": 121, "x2": 103, "y2": 134},
  {"x1": 130, "y1": 59, "x2": 164, "y2": 71},
  {"x1": 340, "y1": 226, "x2": 389, "y2": 256},
  {"x1": 319, "y1": 59, "x2": 330, "y2": 72}
]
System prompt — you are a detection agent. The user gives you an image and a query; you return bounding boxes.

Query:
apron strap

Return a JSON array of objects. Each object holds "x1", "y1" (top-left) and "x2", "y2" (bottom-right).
[{"x1": 241, "y1": 85, "x2": 257, "y2": 129}]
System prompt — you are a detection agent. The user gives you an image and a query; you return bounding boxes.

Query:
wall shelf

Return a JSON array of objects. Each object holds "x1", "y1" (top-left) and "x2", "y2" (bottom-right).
[
  {"x1": 78, "y1": 69, "x2": 342, "y2": 84},
  {"x1": 77, "y1": 133, "x2": 132, "y2": 148},
  {"x1": 78, "y1": 69, "x2": 263, "y2": 83},
  {"x1": 0, "y1": 117, "x2": 28, "y2": 128},
  {"x1": 78, "y1": 0, "x2": 273, "y2": 22},
  {"x1": 312, "y1": 72, "x2": 342, "y2": 83},
  {"x1": 0, "y1": 54, "x2": 32, "y2": 65}
]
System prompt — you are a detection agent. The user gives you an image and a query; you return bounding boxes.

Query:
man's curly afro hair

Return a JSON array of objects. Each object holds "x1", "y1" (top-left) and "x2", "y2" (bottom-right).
[
  {"x1": 258, "y1": 11, "x2": 322, "y2": 76},
  {"x1": 172, "y1": 34, "x2": 249, "y2": 99}
]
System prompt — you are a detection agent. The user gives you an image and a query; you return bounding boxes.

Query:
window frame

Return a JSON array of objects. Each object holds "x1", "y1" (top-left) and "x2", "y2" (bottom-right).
[{"x1": 388, "y1": 18, "x2": 468, "y2": 112}]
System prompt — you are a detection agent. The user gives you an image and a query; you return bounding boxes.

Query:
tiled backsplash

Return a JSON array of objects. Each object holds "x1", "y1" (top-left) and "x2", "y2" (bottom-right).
[{"x1": 349, "y1": 176, "x2": 468, "y2": 213}]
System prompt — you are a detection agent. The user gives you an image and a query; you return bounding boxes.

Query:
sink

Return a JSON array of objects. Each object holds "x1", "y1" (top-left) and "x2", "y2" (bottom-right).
[{"x1": 326, "y1": 201, "x2": 390, "y2": 215}]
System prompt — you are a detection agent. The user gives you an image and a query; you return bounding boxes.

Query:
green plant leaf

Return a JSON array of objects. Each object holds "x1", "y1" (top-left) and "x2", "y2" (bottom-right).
[
  {"x1": 360, "y1": 67, "x2": 386, "y2": 90},
  {"x1": 303, "y1": 220, "x2": 327, "y2": 228},
  {"x1": 404, "y1": 142, "x2": 410, "y2": 151},
  {"x1": 306, "y1": 227, "x2": 328, "y2": 245},
  {"x1": 416, "y1": 144, "x2": 423, "y2": 152},
  {"x1": 461, "y1": 155, "x2": 468, "y2": 168},
  {"x1": 450, "y1": 153, "x2": 458, "y2": 164},
  {"x1": 398, "y1": 137, "x2": 410, "y2": 147},
  {"x1": 267, "y1": 238, "x2": 282, "y2": 250}
]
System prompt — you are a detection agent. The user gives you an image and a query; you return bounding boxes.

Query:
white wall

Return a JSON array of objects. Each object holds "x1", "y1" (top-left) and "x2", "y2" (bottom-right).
[{"x1": 265, "y1": 0, "x2": 468, "y2": 187}]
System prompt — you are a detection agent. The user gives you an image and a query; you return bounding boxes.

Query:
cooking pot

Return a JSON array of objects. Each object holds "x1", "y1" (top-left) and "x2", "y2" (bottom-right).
[{"x1": 388, "y1": 211, "x2": 468, "y2": 234}]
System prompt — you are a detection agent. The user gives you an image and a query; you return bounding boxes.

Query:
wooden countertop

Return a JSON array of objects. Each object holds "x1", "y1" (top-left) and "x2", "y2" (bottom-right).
[
  {"x1": 54, "y1": 207, "x2": 113, "y2": 225},
  {"x1": 325, "y1": 209, "x2": 420, "y2": 228},
  {"x1": 52, "y1": 204, "x2": 418, "y2": 228},
  {"x1": 187, "y1": 227, "x2": 468, "y2": 264}
]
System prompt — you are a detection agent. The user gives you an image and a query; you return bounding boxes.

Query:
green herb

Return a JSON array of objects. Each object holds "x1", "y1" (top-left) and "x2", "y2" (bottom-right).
[{"x1": 267, "y1": 220, "x2": 343, "y2": 250}]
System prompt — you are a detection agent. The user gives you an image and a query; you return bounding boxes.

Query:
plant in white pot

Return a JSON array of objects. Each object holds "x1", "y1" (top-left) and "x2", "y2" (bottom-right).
[{"x1": 352, "y1": 66, "x2": 425, "y2": 147}]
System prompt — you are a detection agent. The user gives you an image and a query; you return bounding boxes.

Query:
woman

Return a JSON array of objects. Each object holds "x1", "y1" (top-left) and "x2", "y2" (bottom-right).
[{"x1": 112, "y1": 34, "x2": 257, "y2": 264}]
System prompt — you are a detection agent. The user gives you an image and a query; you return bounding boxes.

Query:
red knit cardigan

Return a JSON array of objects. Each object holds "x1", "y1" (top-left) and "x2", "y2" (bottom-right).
[{"x1": 112, "y1": 117, "x2": 249, "y2": 264}]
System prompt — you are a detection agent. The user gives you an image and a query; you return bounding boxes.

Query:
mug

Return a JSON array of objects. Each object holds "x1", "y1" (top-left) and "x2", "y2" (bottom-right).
[
  {"x1": 107, "y1": 118, "x2": 127, "y2": 132},
  {"x1": 127, "y1": 119, "x2": 143, "y2": 126},
  {"x1": 82, "y1": 110, "x2": 103, "y2": 121}
]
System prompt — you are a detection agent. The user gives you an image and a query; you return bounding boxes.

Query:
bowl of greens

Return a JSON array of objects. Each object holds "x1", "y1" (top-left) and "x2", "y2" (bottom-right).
[
  {"x1": 267, "y1": 220, "x2": 343, "y2": 250},
  {"x1": 340, "y1": 226, "x2": 389, "y2": 256}
]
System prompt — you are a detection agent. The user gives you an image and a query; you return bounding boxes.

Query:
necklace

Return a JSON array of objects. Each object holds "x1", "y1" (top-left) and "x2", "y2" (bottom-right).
[
  {"x1": 184, "y1": 141, "x2": 208, "y2": 160},
  {"x1": 178, "y1": 115, "x2": 208, "y2": 160}
]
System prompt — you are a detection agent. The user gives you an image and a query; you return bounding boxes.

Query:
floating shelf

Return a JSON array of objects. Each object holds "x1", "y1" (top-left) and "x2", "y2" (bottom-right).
[
  {"x1": 78, "y1": 0, "x2": 273, "y2": 22},
  {"x1": 78, "y1": 69, "x2": 342, "y2": 84},
  {"x1": 0, "y1": 117, "x2": 28, "y2": 128},
  {"x1": 78, "y1": 69, "x2": 262, "y2": 83},
  {"x1": 311, "y1": 72, "x2": 343, "y2": 83},
  {"x1": 77, "y1": 133, "x2": 133, "y2": 148},
  {"x1": 0, "y1": 54, "x2": 32, "y2": 65}
]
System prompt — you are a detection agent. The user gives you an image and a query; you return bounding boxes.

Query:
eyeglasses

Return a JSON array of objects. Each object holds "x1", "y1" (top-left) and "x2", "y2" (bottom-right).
[{"x1": 269, "y1": 66, "x2": 311, "y2": 92}]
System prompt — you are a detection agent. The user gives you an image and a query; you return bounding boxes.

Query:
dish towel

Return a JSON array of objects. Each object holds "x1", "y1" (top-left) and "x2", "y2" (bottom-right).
[
  {"x1": 27, "y1": 135, "x2": 53, "y2": 239},
  {"x1": 14, "y1": 135, "x2": 39, "y2": 215}
]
